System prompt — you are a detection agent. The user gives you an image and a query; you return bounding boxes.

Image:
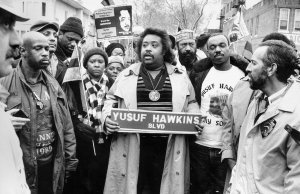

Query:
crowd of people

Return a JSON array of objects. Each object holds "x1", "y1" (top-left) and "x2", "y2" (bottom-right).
[{"x1": 1, "y1": 1, "x2": 300, "y2": 194}]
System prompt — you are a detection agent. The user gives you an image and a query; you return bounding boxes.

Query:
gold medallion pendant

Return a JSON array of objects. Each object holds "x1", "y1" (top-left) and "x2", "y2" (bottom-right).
[{"x1": 149, "y1": 90, "x2": 160, "y2": 101}]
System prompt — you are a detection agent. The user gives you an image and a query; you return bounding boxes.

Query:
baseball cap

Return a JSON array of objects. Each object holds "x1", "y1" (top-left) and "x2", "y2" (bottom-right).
[
  {"x1": 0, "y1": 0, "x2": 29, "y2": 21},
  {"x1": 30, "y1": 20, "x2": 59, "y2": 32}
]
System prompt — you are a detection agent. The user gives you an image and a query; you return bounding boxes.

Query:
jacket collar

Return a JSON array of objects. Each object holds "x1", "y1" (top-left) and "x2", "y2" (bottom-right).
[
  {"x1": 193, "y1": 54, "x2": 248, "y2": 74},
  {"x1": 16, "y1": 63, "x2": 62, "y2": 98},
  {"x1": 17, "y1": 62, "x2": 46, "y2": 86},
  {"x1": 277, "y1": 80, "x2": 298, "y2": 113},
  {"x1": 124, "y1": 62, "x2": 185, "y2": 77},
  {"x1": 253, "y1": 80, "x2": 296, "y2": 113}
]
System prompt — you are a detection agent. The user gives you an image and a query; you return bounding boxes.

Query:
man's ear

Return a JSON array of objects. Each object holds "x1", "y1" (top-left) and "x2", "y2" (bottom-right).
[{"x1": 268, "y1": 63, "x2": 277, "y2": 77}]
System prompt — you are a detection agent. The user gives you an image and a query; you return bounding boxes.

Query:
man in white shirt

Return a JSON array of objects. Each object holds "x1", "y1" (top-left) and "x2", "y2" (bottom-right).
[
  {"x1": 0, "y1": 0, "x2": 30, "y2": 193},
  {"x1": 190, "y1": 33, "x2": 245, "y2": 193},
  {"x1": 229, "y1": 40, "x2": 300, "y2": 194}
]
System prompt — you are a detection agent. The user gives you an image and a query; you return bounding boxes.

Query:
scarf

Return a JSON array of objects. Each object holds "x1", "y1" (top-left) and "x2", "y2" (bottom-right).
[{"x1": 82, "y1": 73, "x2": 108, "y2": 132}]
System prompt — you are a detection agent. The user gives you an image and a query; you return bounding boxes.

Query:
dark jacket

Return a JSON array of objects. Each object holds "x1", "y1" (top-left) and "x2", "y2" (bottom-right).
[
  {"x1": 54, "y1": 42, "x2": 69, "y2": 85},
  {"x1": 190, "y1": 54, "x2": 249, "y2": 106},
  {"x1": 0, "y1": 65, "x2": 78, "y2": 194}
]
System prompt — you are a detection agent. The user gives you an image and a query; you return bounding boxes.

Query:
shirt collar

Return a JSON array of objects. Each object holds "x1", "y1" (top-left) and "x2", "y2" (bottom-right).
[
  {"x1": 17, "y1": 61, "x2": 47, "y2": 85},
  {"x1": 268, "y1": 86, "x2": 287, "y2": 104}
]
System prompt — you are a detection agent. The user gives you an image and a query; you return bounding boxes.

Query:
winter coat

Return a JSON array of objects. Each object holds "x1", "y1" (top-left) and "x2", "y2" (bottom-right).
[
  {"x1": 0, "y1": 65, "x2": 78, "y2": 194},
  {"x1": 101, "y1": 62, "x2": 199, "y2": 194},
  {"x1": 230, "y1": 79, "x2": 300, "y2": 193},
  {"x1": 190, "y1": 54, "x2": 248, "y2": 106}
]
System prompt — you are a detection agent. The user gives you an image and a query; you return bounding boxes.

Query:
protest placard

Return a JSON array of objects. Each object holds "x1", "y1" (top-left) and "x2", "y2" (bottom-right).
[
  {"x1": 111, "y1": 108, "x2": 202, "y2": 134},
  {"x1": 94, "y1": 5, "x2": 132, "y2": 40}
]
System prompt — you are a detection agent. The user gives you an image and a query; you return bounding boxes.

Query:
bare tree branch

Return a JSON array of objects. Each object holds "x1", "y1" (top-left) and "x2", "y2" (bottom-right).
[
  {"x1": 180, "y1": 0, "x2": 187, "y2": 28},
  {"x1": 165, "y1": 0, "x2": 182, "y2": 28},
  {"x1": 192, "y1": 0, "x2": 208, "y2": 30}
]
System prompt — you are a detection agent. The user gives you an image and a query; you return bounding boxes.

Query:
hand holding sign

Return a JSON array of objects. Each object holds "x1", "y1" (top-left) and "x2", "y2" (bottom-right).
[
  {"x1": 195, "y1": 122, "x2": 204, "y2": 135},
  {"x1": 104, "y1": 116, "x2": 120, "y2": 134}
]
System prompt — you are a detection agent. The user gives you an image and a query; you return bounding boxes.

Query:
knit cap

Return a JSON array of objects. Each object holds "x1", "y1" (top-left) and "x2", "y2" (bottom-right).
[
  {"x1": 108, "y1": 56, "x2": 124, "y2": 67},
  {"x1": 83, "y1": 47, "x2": 108, "y2": 69},
  {"x1": 105, "y1": 43, "x2": 125, "y2": 57},
  {"x1": 60, "y1": 17, "x2": 84, "y2": 38}
]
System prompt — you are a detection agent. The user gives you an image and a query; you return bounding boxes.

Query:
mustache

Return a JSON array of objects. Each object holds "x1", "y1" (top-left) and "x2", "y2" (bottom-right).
[
  {"x1": 6, "y1": 47, "x2": 21, "y2": 60},
  {"x1": 214, "y1": 52, "x2": 224, "y2": 57},
  {"x1": 143, "y1": 52, "x2": 154, "y2": 58}
]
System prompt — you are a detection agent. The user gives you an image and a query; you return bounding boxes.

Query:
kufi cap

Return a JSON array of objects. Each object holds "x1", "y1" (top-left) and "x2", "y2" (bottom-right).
[{"x1": 175, "y1": 29, "x2": 195, "y2": 43}]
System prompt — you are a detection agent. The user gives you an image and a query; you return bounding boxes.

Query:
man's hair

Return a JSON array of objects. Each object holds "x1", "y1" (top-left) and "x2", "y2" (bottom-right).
[
  {"x1": 259, "y1": 40, "x2": 298, "y2": 83},
  {"x1": 262, "y1": 32, "x2": 290, "y2": 45},
  {"x1": 206, "y1": 33, "x2": 230, "y2": 49},
  {"x1": 137, "y1": 28, "x2": 175, "y2": 64},
  {"x1": 196, "y1": 33, "x2": 211, "y2": 49},
  {"x1": 118, "y1": 8, "x2": 130, "y2": 18}
]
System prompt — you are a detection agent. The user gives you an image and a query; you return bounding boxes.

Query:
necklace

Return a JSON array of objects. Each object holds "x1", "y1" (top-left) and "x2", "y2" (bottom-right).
[
  {"x1": 146, "y1": 70, "x2": 163, "y2": 101},
  {"x1": 32, "y1": 84, "x2": 44, "y2": 110}
]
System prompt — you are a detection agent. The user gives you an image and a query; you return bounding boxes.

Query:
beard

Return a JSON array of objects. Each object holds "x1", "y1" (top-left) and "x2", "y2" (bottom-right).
[
  {"x1": 178, "y1": 51, "x2": 196, "y2": 70},
  {"x1": 63, "y1": 46, "x2": 73, "y2": 58},
  {"x1": 248, "y1": 70, "x2": 268, "y2": 90}
]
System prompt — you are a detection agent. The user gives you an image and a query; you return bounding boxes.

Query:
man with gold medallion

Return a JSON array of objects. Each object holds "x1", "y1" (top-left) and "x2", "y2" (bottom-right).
[{"x1": 102, "y1": 28, "x2": 199, "y2": 194}]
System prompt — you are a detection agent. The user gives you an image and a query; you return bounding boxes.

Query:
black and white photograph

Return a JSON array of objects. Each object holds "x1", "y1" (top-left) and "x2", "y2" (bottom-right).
[{"x1": 0, "y1": 0, "x2": 300, "y2": 194}]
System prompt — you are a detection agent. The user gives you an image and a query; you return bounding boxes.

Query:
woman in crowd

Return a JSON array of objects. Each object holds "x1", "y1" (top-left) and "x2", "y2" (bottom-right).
[
  {"x1": 105, "y1": 55, "x2": 125, "y2": 88},
  {"x1": 75, "y1": 47, "x2": 111, "y2": 194},
  {"x1": 105, "y1": 42, "x2": 125, "y2": 57}
]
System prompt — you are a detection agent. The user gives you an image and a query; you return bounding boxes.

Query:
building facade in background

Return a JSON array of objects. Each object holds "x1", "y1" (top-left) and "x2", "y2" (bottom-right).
[
  {"x1": 222, "y1": 0, "x2": 300, "y2": 53},
  {"x1": 15, "y1": 0, "x2": 93, "y2": 37}
]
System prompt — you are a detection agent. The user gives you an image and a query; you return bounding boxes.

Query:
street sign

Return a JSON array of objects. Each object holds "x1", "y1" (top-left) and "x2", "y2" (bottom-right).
[{"x1": 111, "y1": 108, "x2": 201, "y2": 134}]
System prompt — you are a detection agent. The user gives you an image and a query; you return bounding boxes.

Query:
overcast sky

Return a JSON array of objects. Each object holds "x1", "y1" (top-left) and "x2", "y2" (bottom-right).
[{"x1": 82, "y1": 0, "x2": 263, "y2": 12}]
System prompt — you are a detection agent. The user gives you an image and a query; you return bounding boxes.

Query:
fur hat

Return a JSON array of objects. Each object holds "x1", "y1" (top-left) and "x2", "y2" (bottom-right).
[
  {"x1": 60, "y1": 17, "x2": 83, "y2": 38},
  {"x1": 83, "y1": 47, "x2": 108, "y2": 69},
  {"x1": 108, "y1": 56, "x2": 124, "y2": 67},
  {"x1": 105, "y1": 43, "x2": 125, "y2": 57}
]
